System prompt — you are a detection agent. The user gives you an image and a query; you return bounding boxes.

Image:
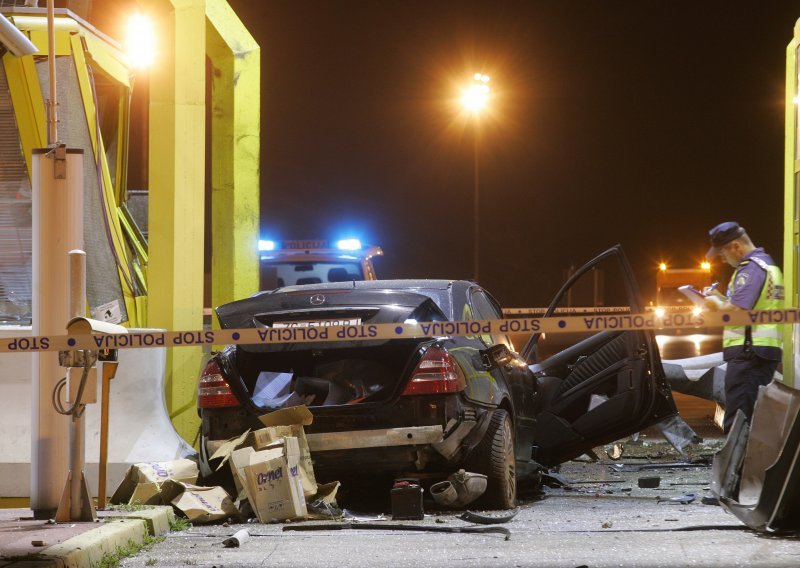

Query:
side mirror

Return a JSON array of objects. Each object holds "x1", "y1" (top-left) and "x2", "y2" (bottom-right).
[{"x1": 481, "y1": 344, "x2": 513, "y2": 370}]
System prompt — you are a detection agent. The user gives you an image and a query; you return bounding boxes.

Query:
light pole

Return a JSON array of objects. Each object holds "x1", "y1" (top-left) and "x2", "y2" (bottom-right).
[{"x1": 461, "y1": 73, "x2": 490, "y2": 282}]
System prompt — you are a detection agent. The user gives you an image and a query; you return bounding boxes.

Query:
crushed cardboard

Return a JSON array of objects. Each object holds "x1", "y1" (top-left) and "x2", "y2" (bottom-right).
[
  {"x1": 160, "y1": 480, "x2": 238, "y2": 524},
  {"x1": 110, "y1": 459, "x2": 199, "y2": 505}
]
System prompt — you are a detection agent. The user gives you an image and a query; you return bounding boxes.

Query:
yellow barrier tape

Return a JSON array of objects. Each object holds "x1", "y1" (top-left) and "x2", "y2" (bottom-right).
[
  {"x1": 3, "y1": 308, "x2": 799, "y2": 354},
  {"x1": 502, "y1": 305, "x2": 693, "y2": 315}
]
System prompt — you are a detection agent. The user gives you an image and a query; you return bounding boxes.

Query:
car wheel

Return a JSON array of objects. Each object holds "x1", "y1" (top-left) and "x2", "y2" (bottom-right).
[{"x1": 471, "y1": 409, "x2": 516, "y2": 509}]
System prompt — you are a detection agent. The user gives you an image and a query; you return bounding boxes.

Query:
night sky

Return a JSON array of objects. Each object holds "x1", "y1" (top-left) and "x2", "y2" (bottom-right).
[
  {"x1": 224, "y1": 1, "x2": 798, "y2": 307},
  {"x1": 73, "y1": 0, "x2": 791, "y2": 308}
]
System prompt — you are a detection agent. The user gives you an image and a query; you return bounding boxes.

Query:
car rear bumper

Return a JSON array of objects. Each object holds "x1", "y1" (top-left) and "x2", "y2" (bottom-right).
[{"x1": 205, "y1": 424, "x2": 444, "y2": 455}]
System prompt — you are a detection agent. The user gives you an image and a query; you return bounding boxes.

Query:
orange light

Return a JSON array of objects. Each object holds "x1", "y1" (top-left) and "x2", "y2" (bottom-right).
[
  {"x1": 125, "y1": 13, "x2": 156, "y2": 69},
  {"x1": 700, "y1": 261, "x2": 711, "y2": 271},
  {"x1": 658, "y1": 263, "x2": 667, "y2": 272},
  {"x1": 461, "y1": 73, "x2": 491, "y2": 112}
]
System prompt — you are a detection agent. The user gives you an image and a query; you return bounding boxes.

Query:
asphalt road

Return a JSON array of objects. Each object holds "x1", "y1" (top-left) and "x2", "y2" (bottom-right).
[
  {"x1": 118, "y1": 330, "x2": 742, "y2": 567},
  {"x1": 119, "y1": 439, "x2": 800, "y2": 568}
]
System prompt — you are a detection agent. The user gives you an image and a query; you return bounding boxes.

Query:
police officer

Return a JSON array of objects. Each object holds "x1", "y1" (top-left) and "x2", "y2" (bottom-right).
[{"x1": 703, "y1": 222, "x2": 784, "y2": 434}]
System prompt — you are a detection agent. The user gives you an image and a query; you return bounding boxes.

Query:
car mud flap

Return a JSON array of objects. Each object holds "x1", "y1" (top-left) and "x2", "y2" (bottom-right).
[
  {"x1": 655, "y1": 414, "x2": 703, "y2": 455},
  {"x1": 711, "y1": 381, "x2": 800, "y2": 533}
]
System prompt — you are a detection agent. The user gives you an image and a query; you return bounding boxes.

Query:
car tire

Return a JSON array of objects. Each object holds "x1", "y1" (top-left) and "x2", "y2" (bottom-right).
[{"x1": 470, "y1": 409, "x2": 516, "y2": 509}]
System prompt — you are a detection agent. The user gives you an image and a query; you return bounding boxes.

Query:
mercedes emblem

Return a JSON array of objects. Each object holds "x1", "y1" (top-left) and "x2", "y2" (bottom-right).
[{"x1": 310, "y1": 294, "x2": 326, "y2": 305}]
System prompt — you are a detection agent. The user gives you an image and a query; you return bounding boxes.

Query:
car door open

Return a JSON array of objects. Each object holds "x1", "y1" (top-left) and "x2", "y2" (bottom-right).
[{"x1": 522, "y1": 245, "x2": 677, "y2": 466}]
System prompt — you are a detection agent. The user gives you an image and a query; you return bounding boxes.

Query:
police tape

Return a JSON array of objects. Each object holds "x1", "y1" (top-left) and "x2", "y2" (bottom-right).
[
  {"x1": 2, "y1": 308, "x2": 799, "y2": 354},
  {"x1": 502, "y1": 305, "x2": 692, "y2": 315}
]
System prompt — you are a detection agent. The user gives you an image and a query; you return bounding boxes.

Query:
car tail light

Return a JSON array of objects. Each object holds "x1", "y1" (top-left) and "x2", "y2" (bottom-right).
[
  {"x1": 402, "y1": 346, "x2": 467, "y2": 396},
  {"x1": 198, "y1": 359, "x2": 240, "y2": 408}
]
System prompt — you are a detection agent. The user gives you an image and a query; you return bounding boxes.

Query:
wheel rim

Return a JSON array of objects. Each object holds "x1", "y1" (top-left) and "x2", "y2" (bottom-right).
[{"x1": 502, "y1": 417, "x2": 516, "y2": 503}]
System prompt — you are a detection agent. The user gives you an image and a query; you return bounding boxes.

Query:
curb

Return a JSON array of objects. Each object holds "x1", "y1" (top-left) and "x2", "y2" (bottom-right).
[{"x1": 3, "y1": 507, "x2": 174, "y2": 568}]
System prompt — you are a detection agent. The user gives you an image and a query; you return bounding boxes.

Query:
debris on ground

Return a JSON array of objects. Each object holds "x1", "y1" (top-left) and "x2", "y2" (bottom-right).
[
  {"x1": 459, "y1": 509, "x2": 519, "y2": 525},
  {"x1": 638, "y1": 476, "x2": 661, "y2": 488},
  {"x1": 221, "y1": 529, "x2": 250, "y2": 548},
  {"x1": 283, "y1": 522, "x2": 512, "y2": 540},
  {"x1": 657, "y1": 493, "x2": 697, "y2": 505}
]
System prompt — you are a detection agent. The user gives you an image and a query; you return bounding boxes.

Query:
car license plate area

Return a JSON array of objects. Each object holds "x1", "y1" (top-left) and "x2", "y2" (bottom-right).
[{"x1": 273, "y1": 318, "x2": 361, "y2": 328}]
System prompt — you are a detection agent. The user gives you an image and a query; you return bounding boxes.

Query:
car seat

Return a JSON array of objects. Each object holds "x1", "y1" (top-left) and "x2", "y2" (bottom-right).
[{"x1": 328, "y1": 268, "x2": 355, "y2": 282}]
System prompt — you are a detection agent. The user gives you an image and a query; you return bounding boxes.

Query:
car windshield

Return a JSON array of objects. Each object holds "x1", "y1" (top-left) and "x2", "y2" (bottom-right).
[{"x1": 262, "y1": 261, "x2": 364, "y2": 287}]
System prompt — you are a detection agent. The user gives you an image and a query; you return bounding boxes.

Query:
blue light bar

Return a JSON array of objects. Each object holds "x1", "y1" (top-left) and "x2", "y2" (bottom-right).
[
  {"x1": 258, "y1": 239, "x2": 276, "y2": 251},
  {"x1": 336, "y1": 238, "x2": 362, "y2": 251}
]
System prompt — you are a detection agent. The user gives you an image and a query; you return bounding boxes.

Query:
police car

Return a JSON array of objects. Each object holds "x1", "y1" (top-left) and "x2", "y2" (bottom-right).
[{"x1": 258, "y1": 239, "x2": 383, "y2": 290}]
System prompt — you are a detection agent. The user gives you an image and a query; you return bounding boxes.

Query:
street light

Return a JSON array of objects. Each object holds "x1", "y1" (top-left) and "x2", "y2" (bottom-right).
[
  {"x1": 124, "y1": 13, "x2": 156, "y2": 69},
  {"x1": 461, "y1": 73, "x2": 490, "y2": 281}
]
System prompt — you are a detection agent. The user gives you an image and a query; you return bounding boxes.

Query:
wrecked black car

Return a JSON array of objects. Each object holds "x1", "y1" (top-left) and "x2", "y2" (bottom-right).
[{"x1": 198, "y1": 245, "x2": 679, "y2": 509}]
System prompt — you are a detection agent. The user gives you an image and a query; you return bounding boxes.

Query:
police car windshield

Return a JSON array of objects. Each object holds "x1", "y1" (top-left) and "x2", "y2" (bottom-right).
[{"x1": 263, "y1": 261, "x2": 365, "y2": 288}]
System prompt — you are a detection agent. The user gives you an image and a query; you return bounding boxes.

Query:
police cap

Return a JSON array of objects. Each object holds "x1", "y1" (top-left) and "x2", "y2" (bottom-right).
[{"x1": 706, "y1": 221, "x2": 746, "y2": 258}]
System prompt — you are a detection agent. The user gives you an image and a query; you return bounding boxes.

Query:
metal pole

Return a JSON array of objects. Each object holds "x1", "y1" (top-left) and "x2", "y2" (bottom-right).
[
  {"x1": 46, "y1": 0, "x2": 57, "y2": 145},
  {"x1": 31, "y1": 149, "x2": 83, "y2": 518},
  {"x1": 67, "y1": 251, "x2": 85, "y2": 520},
  {"x1": 97, "y1": 361, "x2": 118, "y2": 510},
  {"x1": 473, "y1": 118, "x2": 480, "y2": 282}
]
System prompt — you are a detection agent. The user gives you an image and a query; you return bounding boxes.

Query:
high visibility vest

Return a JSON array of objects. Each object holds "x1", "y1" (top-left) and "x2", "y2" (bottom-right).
[{"x1": 722, "y1": 255, "x2": 784, "y2": 350}]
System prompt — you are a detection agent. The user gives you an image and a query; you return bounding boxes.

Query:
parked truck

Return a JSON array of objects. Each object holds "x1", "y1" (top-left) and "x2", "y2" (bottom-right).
[{"x1": 655, "y1": 262, "x2": 714, "y2": 313}]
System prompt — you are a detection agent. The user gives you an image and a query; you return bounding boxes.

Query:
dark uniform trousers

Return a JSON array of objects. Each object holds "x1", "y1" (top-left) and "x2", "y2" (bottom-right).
[{"x1": 723, "y1": 352, "x2": 779, "y2": 434}]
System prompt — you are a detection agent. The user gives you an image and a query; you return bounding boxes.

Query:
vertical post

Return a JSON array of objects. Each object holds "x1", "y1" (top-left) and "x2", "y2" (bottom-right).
[
  {"x1": 473, "y1": 119, "x2": 480, "y2": 283},
  {"x1": 784, "y1": 19, "x2": 800, "y2": 388},
  {"x1": 97, "y1": 361, "x2": 117, "y2": 510},
  {"x1": 145, "y1": 0, "x2": 207, "y2": 445},
  {"x1": 67, "y1": 251, "x2": 85, "y2": 520},
  {"x1": 46, "y1": 0, "x2": 57, "y2": 145},
  {"x1": 30, "y1": 148, "x2": 83, "y2": 518}
]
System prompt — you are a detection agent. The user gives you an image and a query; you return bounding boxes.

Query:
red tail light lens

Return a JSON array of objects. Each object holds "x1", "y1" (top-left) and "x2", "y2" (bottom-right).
[
  {"x1": 198, "y1": 360, "x2": 240, "y2": 408},
  {"x1": 402, "y1": 346, "x2": 467, "y2": 396}
]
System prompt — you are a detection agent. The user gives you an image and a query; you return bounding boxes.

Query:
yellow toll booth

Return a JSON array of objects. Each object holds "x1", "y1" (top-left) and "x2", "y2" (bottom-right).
[{"x1": 0, "y1": 2, "x2": 260, "y2": 445}]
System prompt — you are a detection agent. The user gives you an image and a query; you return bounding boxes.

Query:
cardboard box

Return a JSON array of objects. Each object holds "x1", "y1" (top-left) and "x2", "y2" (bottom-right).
[
  {"x1": 229, "y1": 446, "x2": 256, "y2": 502},
  {"x1": 210, "y1": 429, "x2": 252, "y2": 470},
  {"x1": 159, "y1": 480, "x2": 238, "y2": 524},
  {"x1": 110, "y1": 458, "x2": 199, "y2": 505},
  {"x1": 254, "y1": 405, "x2": 318, "y2": 498},
  {"x1": 243, "y1": 436, "x2": 307, "y2": 523},
  {"x1": 252, "y1": 424, "x2": 317, "y2": 497}
]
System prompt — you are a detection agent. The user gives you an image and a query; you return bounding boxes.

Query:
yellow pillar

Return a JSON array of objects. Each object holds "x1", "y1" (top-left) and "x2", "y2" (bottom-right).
[
  {"x1": 784, "y1": 18, "x2": 800, "y2": 388},
  {"x1": 144, "y1": 0, "x2": 206, "y2": 445},
  {"x1": 206, "y1": 0, "x2": 260, "y2": 312}
]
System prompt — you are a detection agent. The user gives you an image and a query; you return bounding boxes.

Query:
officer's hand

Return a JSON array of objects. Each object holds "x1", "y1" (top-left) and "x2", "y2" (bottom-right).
[{"x1": 704, "y1": 295, "x2": 725, "y2": 311}]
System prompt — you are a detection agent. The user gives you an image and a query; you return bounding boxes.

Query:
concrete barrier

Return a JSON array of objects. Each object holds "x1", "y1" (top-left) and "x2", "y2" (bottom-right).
[{"x1": 0, "y1": 327, "x2": 195, "y2": 498}]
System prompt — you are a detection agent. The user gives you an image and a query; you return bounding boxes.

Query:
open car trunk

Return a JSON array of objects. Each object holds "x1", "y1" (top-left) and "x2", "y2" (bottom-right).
[
  {"x1": 214, "y1": 285, "x2": 447, "y2": 413},
  {"x1": 223, "y1": 340, "x2": 427, "y2": 411}
]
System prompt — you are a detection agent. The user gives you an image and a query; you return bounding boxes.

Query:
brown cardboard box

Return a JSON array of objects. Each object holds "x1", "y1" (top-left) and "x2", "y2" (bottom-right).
[
  {"x1": 254, "y1": 405, "x2": 317, "y2": 498},
  {"x1": 110, "y1": 459, "x2": 199, "y2": 505},
  {"x1": 243, "y1": 437, "x2": 307, "y2": 523},
  {"x1": 159, "y1": 480, "x2": 238, "y2": 524},
  {"x1": 229, "y1": 446, "x2": 256, "y2": 502},
  {"x1": 210, "y1": 429, "x2": 252, "y2": 470},
  {"x1": 252, "y1": 424, "x2": 317, "y2": 498}
]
